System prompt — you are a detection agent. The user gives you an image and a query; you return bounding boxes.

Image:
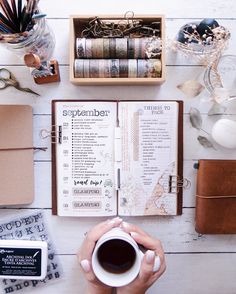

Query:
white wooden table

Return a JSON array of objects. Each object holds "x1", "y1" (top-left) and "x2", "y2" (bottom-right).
[{"x1": 0, "y1": 1, "x2": 236, "y2": 293}]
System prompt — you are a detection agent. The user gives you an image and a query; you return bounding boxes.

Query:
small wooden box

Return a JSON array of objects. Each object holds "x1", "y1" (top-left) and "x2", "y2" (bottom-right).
[{"x1": 69, "y1": 15, "x2": 166, "y2": 85}]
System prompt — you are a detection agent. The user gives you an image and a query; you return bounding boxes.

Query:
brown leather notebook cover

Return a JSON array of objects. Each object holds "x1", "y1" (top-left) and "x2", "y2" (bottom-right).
[
  {"x1": 51, "y1": 100, "x2": 183, "y2": 215},
  {"x1": 0, "y1": 105, "x2": 34, "y2": 205},
  {"x1": 195, "y1": 159, "x2": 236, "y2": 234}
]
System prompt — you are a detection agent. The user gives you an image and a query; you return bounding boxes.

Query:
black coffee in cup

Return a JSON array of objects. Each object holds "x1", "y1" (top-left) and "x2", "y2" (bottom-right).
[{"x1": 97, "y1": 239, "x2": 136, "y2": 274}]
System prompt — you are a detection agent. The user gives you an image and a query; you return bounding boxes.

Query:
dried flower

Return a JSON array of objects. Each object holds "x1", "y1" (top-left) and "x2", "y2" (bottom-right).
[
  {"x1": 208, "y1": 102, "x2": 226, "y2": 115},
  {"x1": 189, "y1": 107, "x2": 202, "y2": 130},
  {"x1": 177, "y1": 80, "x2": 205, "y2": 98},
  {"x1": 189, "y1": 107, "x2": 214, "y2": 148},
  {"x1": 170, "y1": 18, "x2": 230, "y2": 66},
  {"x1": 198, "y1": 135, "x2": 216, "y2": 149}
]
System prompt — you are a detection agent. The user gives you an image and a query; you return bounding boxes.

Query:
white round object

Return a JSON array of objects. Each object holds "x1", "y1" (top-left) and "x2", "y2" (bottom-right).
[{"x1": 211, "y1": 119, "x2": 236, "y2": 149}]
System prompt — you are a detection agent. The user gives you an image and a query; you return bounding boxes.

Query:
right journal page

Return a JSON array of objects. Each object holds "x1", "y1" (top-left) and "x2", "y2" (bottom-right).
[{"x1": 118, "y1": 101, "x2": 180, "y2": 216}]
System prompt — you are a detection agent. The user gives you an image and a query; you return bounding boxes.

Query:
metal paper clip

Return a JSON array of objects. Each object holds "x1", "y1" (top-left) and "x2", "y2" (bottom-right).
[
  {"x1": 40, "y1": 125, "x2": 62, "y2": 144},
  {"x1": 81, "y1": 11, "x2": 160, "y2": 39},
  {"x1": 168, "y1": 175, "x2": 191, "y2": 193}
]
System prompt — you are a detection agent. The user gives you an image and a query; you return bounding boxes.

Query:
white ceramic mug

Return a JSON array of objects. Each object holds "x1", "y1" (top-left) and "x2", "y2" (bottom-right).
[{"x1": 92, "y1": 227, "x2": 161, "y2": 287}]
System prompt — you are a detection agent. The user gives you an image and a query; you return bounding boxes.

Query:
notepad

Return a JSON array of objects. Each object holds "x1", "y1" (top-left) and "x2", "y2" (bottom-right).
[
  {"x1": 51, "y1": 100, "x2": 183, "y2": 217},
  {"x1": 0, "y1": 105, "x2": 34, "y2": 205}
]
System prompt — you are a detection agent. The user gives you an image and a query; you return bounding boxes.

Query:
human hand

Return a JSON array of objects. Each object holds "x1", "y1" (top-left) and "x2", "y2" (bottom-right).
[
  {"x1": 117, "y1": 222, "x2": 166, "y2": 294},
  {"x1": 78, "y1": 217, "x2": 123, "y2": 294}
]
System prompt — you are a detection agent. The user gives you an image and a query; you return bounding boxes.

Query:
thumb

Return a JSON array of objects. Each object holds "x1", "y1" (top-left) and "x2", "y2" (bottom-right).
[
  {"x1": 139, "y1": 250, "x2": 155, "y2": 283},
  {"x1": 80, "y1": 259, "x2": 97, "y2": 282}
]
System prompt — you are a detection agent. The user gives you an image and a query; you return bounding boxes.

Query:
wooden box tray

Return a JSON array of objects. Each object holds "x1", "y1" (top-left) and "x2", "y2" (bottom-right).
[{"x1": 69, "y1": 14, "x2": 166, "y2": 85}]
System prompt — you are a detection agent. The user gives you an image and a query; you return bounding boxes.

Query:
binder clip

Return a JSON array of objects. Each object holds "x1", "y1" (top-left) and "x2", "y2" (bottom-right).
[
  {"x1": 24, "y1": 53, "x2": 60, "y2": 84},
  {"x1": 168, "y1": 175, "x2": 191, "y2": 193},
  {"x1": 40, "y1": 125, "x2": 62, "y2": 144}
]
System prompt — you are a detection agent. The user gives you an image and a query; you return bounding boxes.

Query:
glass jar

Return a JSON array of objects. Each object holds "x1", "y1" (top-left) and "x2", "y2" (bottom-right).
[
  {"x1": 204, "y1": 55, "x2": 236, "y2": 95},
  {"x1": 174, "y1": 22, "x2": 230, "y2": 65},
  {"x1": 3, "y1": 18, "x2": 55, "y2": 62}
]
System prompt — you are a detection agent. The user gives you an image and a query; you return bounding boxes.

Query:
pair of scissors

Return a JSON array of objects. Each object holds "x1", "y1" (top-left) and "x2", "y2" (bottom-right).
[{"x1": 0, "y1": 68, "x2": 40, "y2": 96}]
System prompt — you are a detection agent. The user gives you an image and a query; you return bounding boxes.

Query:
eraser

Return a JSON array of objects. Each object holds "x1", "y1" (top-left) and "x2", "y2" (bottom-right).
[{"x1": 0, "y1": 240, "x2": 48, "y2": 280}]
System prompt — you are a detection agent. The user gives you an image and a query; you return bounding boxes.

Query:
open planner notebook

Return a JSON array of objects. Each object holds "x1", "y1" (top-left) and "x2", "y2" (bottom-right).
[{"x1": 51, "y1": 100, "x2": 183, "y2": 217}]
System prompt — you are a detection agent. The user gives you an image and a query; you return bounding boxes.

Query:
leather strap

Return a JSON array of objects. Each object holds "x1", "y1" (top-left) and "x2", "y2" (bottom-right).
[
  {"x1": 0, "y1": 147, "x2": 47, "y2": 151},
  {"x1": 196, "y1": 194, "x2": 236, "y2": 199}
]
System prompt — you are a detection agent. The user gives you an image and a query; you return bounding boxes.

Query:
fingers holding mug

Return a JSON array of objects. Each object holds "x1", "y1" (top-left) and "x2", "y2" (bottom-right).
[
  {"x1": 139, "y1": 250, "x2": 156, "y2": 282},
  {"x1": 85, "y1": 217, "x2": 123, "y2": 245},
  {"x1": 78, "y1": 217, "x2": 123, "y2": 262},
  {"x1": 80, "y1": 259, "x2": 96, "y2": 282},
  {"x1": 129, "y1": 230, "x2": 165, "y2": 263},
  {"x1": 78, "y1": 220, "x2": 166, "y2": 293},
  {"x1": 78, "y1": 218, "x2": 123, "y2": 292},
  {"x1": 78, "y1": 218, "x2": 123, "y2": 277},
  {"x1": 133, "y1": 233, "x2": 166, "y2": 291},
  {"x1": 80, "y1": 258, "x2": 113, "y2": 294},
  {"x1": 121, "y1": 221, "x2": 150, "y2": 238},
  {"x1": 128, "y1": 228, "x2": 166, "y2": 278}
]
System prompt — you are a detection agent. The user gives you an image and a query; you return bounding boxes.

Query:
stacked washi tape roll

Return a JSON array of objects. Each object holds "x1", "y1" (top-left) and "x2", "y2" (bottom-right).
[{"x1": 74, "y1": 37, "x2": 162, "y2": 78}]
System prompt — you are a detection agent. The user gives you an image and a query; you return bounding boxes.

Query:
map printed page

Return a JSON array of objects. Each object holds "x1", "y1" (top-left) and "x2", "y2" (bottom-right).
[
  {"x1": 118, "y1": 101, "x2": 179, "y2": 216},
  {"x1": 55, "y1": 101, "x2": 117, "y2": 216}
]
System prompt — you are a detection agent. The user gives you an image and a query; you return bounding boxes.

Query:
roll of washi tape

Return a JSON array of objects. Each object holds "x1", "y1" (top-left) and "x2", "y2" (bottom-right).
[
  {"x1": 83, "y1": 59, "x2": 90, "y2": 78},
  {"x1": 89, "y1": 59, "x2": 100, "y2": 78},
  {"x1": 104, "y1": 59, "x2": 112, "y2": 78},
  {"x1": 103, "y1": 38, "x2": 110, "y2": 59},
  {"x1": 145, "y1": 38, "x2": 162, "y2": 59},
  {"x1": 92, "y1": 38, "x2": 104, "y2": 58},
  {"x1": 141, "y1": 38, "x2": 149, "y2": 59},
  {"x1": 128, "y1": 59, "x2": 137, "y2": 78},
  {"x1": 147, "y1": 59, "x2": 162, "y2": 77},
  {"x1": 74, "y1": 59, "x2": 84, "y2": 78},
  {"x1": 116, "y1": 38, "x2": 128, "y2": 59},
  {"x1": 128, "y1": 38, "x2": 135, "y2": 59},
  {"x1": 85, "y1": 38, "x2": 92, "y2": 58},
  {"x1": 137, "y1": 59, "x2": 148, "y2": 77},
  {"x1": 119, "y1": 59, "x2": 129, "y2": 78},
  {"x1": 98, "y1": 59, "x2": 106, "y2": 78},
  {"x1": 109, "y1": 38, "x2": 116, "y2": 59},
  {"x1": 110, "y1": 59, "x2": 120, "y2": 78},
  {"x1": 134, "y1": 38, "x2": 142, "y2": 59},
  {"x1": 76, "y1": 38, "x2": 86, "y2": 58}
]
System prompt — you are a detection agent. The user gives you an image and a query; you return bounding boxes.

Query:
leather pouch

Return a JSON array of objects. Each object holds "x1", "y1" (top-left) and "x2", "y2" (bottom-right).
[{"x1": 195, "y1": 159, "x2": 236, "y2": 234}]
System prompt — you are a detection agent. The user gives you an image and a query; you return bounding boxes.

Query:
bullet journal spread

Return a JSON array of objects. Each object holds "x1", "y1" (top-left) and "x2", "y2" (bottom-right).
[{"x1": 51, "y1": 100, "x2": 183, "y2": 217}]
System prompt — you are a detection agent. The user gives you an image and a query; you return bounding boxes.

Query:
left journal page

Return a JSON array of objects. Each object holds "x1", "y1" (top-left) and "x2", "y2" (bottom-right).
[{"x1": 54, "y1": 101, "x2": 117, "y2": 217}]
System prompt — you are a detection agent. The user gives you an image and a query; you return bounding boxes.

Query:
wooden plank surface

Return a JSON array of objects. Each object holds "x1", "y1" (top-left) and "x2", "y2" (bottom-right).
[
  {"x1": 1, "y1": 66, "x2": 236, "y2": 115},
  {"x1": 0, "y1": 209, "x2": 235, "y2": 254},
  {"x1": 9, "y1": 254, "x2": 235, "y2": 294},
  {"x1": 38, "y1": 0, "x2": 236, "y2": 19},
  {"x1": 0, "y1": 0, "x2": 236, "y2": 293}
]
